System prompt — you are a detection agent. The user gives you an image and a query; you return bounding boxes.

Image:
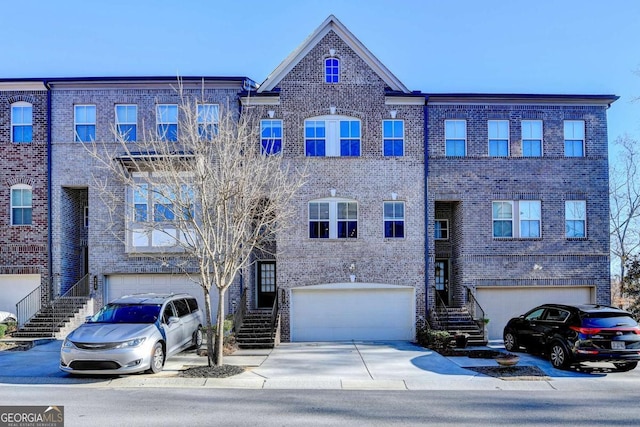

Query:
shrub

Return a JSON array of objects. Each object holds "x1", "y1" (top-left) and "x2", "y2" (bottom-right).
[
  {"x1": 416, "y1": 325, "x2": 451, "y2": 350},
  {"x1": 0, "y1": 324, "x2": 6, "y2": 339}
]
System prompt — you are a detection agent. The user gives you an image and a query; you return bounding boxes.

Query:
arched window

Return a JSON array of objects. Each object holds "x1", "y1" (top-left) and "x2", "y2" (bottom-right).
[
  {"x1": 325, "y1": 58, "x2": 339, "y2": 83},
  {"x1": 11, "y1": 102, "x2": 33, "y2": 143},
  {"x1": 11, "y1": 184, "x2": 32, "y2": 225}
]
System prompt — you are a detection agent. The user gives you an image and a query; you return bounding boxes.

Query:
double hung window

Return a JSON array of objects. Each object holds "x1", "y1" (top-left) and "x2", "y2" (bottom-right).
[
  {"x1": 198, "y1": 104, "x2": 219, "y2": 139},
  {"x1": 564, "y1": 120, "x2": 585, "y2": 157},
  {"x1": 11, "y1": 184, "x2": 32, "y2": 225},
  {"x1": 261, "y1": 119, "x2": 282, "y2": 155},
  {"x1": 11, "y1": 102, "x2": 33, "y2": 143},
  {"x1": 309, "y1": 199, "x2": 358, "y2": 239},
  {"x1": 565, "y1": 200, "x2": 586, "y2": 238},
  {"x1": 522, "y1": 120, "x2": 542, "y2": 157},
  {"x1": 75, "y1": 105, "x2": 96, "y2": 142},
  {"x1": 492, "y1": 200, "x2": 541, "y2": 238},
  {"x1": 157, "y1": 104, "x2": 178, "y2": 142},
  {"x1": 383, "y1": 120, "x2": 404, "y2": 156},
  {"x1": 488, "y1": 120, "x2": 509, "y2": 156},
  {"x1": 384, "y1": 201, "x2": 405, "y2": 238},
  {"x1": 116, "y1": 104, "x2": 137, "y2": 142},
  {"x1": 445, "y1": 120, "x2": 466, "y2": 156}
]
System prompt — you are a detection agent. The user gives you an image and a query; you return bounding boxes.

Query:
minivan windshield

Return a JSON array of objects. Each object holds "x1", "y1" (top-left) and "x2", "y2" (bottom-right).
[{"x1": 89, "y1": 303, "x2": 161, "y2": 324}]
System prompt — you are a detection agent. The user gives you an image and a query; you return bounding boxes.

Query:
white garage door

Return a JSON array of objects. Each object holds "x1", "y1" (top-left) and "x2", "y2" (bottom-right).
[
  {"x1": 476, "y1": 286, "x2": 594, "y2": 341},
  {"x1": 290, "y1": 283, "x2": 415, "y2": 341},
  {"x1": 0, "y1": 274, "x2": 41, "y2": 314},
  {"x1": 106, "y1": 274, "x2": 226, "y2": 322}
]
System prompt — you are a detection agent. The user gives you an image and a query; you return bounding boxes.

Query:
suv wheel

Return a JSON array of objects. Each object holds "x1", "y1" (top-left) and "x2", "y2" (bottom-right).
[
  {"x1": 549, "y1": 340, "x2": 571, "y2": 369},
  {"x1": 503, "y1": 330, "x2": 519, "y2": 352},
  {"x1": 147, "y1": 342, "x2": 165, "y2": 374},
  {"x1": 191, "y1": 327, "x2": 203, "y2": 349}
]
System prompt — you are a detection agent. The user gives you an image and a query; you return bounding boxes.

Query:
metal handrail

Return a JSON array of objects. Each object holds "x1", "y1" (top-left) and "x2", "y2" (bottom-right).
[
  {"x1": 55, "y1": 274, "x2": 91, "y2": 301},
  {"x1": 16, "y1": 284, "x2": 44, "y2": 327},
  {"x1": 269, "y1": 289, "x2": 279, "y2": 341},
  {"x1": 233, "y1": 288, "x2": 248, "y2": 333},
  {"x1": 464, "y1": 286, "x2": 487, "y2": 342},
  {"x1": 431, "y1": 287, "x2": 449, "y2": 331}
]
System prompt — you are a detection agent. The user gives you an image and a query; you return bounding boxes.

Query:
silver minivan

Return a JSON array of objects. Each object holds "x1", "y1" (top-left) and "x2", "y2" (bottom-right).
[{"x1": 60, "y1": 293, "x2": 203, "y2": 375}]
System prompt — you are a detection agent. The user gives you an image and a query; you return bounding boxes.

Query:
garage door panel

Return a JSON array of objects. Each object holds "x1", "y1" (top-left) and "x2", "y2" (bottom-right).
[
  {"x1": 291, "y1": 286, "x2": 414, "y2": 341},
  {"x1": 0, "y1": 274, "x2": 41, "y2": 315},
  {"x1": 106, "y1": 274, "x2": 225, "y2": 323},
  {"x1": 477, "y1": 286, "x2": 594, "y2": 340}
]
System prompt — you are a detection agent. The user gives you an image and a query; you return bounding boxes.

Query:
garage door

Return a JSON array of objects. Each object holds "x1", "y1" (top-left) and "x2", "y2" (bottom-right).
[
  {"x1": 106, "y1": 274, "x2": 226, "y2": 322},
  {"x1": 0, "y1": 274, "x2": 41, "y2": 315},
  {"x1": 290, "y1": 283, "x2": 415, "y2": 341},
  {"x1": 476, "y1": 286, "x2": 594, "y2": 340}
]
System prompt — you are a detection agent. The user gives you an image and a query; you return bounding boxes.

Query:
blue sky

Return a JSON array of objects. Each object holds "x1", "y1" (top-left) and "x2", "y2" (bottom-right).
[{"x1": 2, "y1": 0, "x2": 639, "y2": 147}]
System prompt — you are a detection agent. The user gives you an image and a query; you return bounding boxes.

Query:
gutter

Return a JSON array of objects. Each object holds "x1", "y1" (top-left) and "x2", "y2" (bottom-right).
[
  {"x1": 423, "y1": 99, "x2": 429, "y2": 325},
  {"x1": 45, "y1": 80, "x2": 53, "y2": 301}
]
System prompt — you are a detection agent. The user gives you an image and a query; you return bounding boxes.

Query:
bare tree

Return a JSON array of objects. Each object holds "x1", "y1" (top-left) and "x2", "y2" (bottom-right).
[
  {"x1": 85, "y1": 85, "x2": 306, "y2": 367},
  {"x1": 610, "y1": 134, "x2": 640, "y2": 304}
]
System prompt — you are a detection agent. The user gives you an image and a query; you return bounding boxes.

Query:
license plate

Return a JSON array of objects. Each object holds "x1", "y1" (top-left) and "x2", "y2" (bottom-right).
[{"x1": 612, "y1": 341, "x2": 626, "y2": 350}]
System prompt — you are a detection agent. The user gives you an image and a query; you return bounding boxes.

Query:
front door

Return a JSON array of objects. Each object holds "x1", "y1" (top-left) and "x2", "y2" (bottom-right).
[
  {"x1": 257, "y1": 261, "x2": 276, "y2": 308},
  {"x1": 435, "y1": 259, "x2": 449, "y2": 306}
]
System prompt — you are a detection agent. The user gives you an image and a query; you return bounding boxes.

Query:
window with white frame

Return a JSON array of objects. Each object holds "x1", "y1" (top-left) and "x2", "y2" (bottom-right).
[
  {"x1": 11, "y1": 184, "x2": 32, "y2": 225},
  {"x1": 74, "y1": 105, "x2": 96, "y2": 142},
  {"x1": 445, "y1": 120, "x2": 466, "y2": 156},
  {"x1": 519, "y1": 200, "x2": 541, "y2": 238},
  {"x1": 522, "y1": 120, "x2": 542, "y2": 157},
  {"x1": 261, "y1": 119, "x2": 282, "y2": 155},
  {"x1": 115, "y1": 104, "x2": 137, "y2": 142},
  {"x1": 384, "y1": 201, "x2": 405, "y2": 238},
  {"x1": 435, "y1": 219, "x2": 449, "y2": 240},
  {"x1": 11, "y1": 102, "x2": 33, "y2": 143},
  {"x1": 493, "y1": 200, "x2": 542, "y2": 238},
  {"x1": 325, "y1": 58, "x2": 339, "y2": 83},
  {"x1": 304, "y1": 116, "x2": 361, "y2": 157},
  {"x1": 156, "y1": 104, "x2": 178, "y2": 142},
  {"x1": 383, "y1": 120, "x2": 404, "y2": 156},
  {"x1": 564, "y1": 120, "x2": 585, "y2": 157},
  {"x1": 309, "y1": 199, "x2": 357, "y2": 239},
  {"x1": 129, "y1": 178, "x2": 195, "y2": 251},
  {"x1": 565, "y1": 200, "x2": 586, "y2": 238},
  {"x1": 198, "y1": 104, "x2": 219, "y2": 139},
  {"x1": 488, "y1": 120, "x2": 509, "y2": 156}
]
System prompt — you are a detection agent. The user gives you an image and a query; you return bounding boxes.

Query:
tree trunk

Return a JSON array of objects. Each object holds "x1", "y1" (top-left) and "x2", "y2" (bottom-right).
[
  {"x1": 203, "y1": 290, "x2": 215, "y2": 367},
  {"x1": 215, "y1": 288, "x2": 226, "y2": 366}
]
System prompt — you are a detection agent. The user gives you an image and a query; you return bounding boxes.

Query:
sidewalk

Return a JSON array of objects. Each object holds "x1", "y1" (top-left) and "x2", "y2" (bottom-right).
[{"x1": 1, "y1": 340, "x2": 639, "y2": 391}]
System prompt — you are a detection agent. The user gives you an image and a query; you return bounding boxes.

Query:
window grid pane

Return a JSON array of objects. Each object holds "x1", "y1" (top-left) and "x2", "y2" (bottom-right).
[
  {"x1": 75, "y1": 105, "x2": 96, "y2": 142},
  {"x1": 383, "y1": 120, "x2": 404, "y2": 156},
  {"x1": 116, "y1": 105, "x2": 137, "y2": 142},
  {"x1": 261, "y1": 119, "x2": 282, "y2": 155},
  {"x1": 157, "y1": 105, "x2": 178, "y2": 141},
  {"x1": 325, "y1": 58, "x2": 339, "y2": 83},
  {"x1": 384, "y1": 202, "x2": 405, "y2": 238},
  {"x1": 566, "y1": 201, "x2": 586, "y2": 238},
  {"x1": 305, "y1": 121, "x2": 326, "y2": 156}
]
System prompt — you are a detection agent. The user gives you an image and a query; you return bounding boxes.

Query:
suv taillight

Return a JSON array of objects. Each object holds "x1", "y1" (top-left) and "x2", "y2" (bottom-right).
[{"x1": 570, "y1": 326, "x2": 601, "y2": 335}]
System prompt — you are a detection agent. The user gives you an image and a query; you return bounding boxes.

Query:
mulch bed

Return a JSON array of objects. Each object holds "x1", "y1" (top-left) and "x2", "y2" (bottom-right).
[
  {"x1": 180, "y1": 365, "x2": 245, "y2": 378},
  {"x1": 467, "y1": 365, "x2": 550, "y2": 381}
]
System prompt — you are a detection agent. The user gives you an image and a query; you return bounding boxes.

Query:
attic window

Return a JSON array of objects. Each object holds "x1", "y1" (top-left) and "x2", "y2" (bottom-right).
[{"x1": 325, "y1": 58, "x2": 339, "y2": 83}]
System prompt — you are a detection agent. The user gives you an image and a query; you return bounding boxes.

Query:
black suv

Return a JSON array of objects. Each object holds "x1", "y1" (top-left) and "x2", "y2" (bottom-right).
[{"x1": 503, "y1": 303, "x2": 640, "y2": 371}]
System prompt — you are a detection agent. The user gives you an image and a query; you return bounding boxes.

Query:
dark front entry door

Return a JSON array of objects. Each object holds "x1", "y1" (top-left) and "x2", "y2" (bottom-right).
[
  {"x1": 257, "y1": 261, "x2": 276, "y2": 308},
  {"x1": 435, "y1": 259, "x2": 449, "y2": 306}
]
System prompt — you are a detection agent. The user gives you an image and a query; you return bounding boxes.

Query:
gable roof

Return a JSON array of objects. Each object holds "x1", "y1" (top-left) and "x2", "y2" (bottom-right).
[{"x1": 258, "y1": 15, "x2": 409, "y2": 93}]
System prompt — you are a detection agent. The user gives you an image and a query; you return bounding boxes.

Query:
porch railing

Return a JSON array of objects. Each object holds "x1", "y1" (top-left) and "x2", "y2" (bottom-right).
[
  {"x1": 56, "y1": 274, "x2": 91, "y2": 301},
  {"x1": 431, "y1": 287, "x2": 449, "y2": 331},
  {"x1": 269, "y1": 289, "x2": 279, "y2": 341},
  {"x1": 233, "y1": 288, "x2": 248, "y2": 333},
  {"x1": 16, "y1": 284, "x2": 43, "y2": 327},
  {"x1": 464, "y1": 286, "x2": 487, "y2": 342}
]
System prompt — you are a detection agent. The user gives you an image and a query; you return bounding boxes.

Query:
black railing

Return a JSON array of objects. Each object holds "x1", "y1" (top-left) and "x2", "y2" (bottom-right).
[
  {"x1": 464, "y1": 286, "x2": 487, "y2": 342},
  {"x1": 269, "y1": 289, "x2": 279, "y2": 341},
  {"x1": 16, "y1": 285, "x2": 43, "y2": 327},
  {"x1": 233, "y1": 288, "x2": 248, "y2": 333},
  {"x1": 431, "y1": 287, "x2": 449, "y2": 331}
]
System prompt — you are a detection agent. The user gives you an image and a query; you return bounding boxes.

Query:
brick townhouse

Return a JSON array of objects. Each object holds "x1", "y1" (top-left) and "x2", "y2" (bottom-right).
[{"x1": 1, "y1": 15, "x2": 614, "y2": 342}]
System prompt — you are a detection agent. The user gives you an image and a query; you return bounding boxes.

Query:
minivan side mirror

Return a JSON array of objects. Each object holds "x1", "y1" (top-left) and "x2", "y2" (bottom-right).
[{"x1": 168, "y1": 316, "x2": 179, "y2": 325}]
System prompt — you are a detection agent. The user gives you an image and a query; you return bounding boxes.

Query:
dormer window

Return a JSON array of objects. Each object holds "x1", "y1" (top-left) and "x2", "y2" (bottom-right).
[{"x1": 325, "y1": 58, "x2": 339, "y2": 83}]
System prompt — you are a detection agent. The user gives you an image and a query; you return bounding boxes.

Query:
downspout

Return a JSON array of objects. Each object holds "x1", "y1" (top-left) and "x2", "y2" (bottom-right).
[
  {"x1": 45, "y1": 80, "x2": 53, "y2": 302},
  {"x1": 423, "y1": 99, "x2": 429, "y2": 326}
]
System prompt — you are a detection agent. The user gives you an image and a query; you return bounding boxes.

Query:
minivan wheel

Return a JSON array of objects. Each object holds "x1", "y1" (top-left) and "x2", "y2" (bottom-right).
[
  {"x1": 613, "y1": 361, "x2": 638, "y2": 372},
  {"x1": 503, "y1": 331, "x2": 519, "y2": 352},
  {"x1": 148, "y1": 342, "x2": 165, "y2": 374},
  {"x1": 191, "y1": 327, "x2": 203, "y2": 349},
  {"x1": 549, "y1": 341, "x2": 571, "y2": 369}
]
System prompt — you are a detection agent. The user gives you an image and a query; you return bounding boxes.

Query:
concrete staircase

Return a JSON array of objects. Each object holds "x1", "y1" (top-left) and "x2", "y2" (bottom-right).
[
  {"x1": 235, "y1": 309, "x2": 276, "y2": 349},
  {"x1": 438, "y1": 306, "x2": 487, "y2": 346},
  {"x1": 13, "y1": 297, "x2": 92, "y2": 339}
]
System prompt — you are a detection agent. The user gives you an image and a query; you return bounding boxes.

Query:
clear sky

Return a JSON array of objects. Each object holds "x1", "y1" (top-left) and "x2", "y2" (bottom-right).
[{"x1": 2, "y1": 0, "x2": 639, "y2": 148}]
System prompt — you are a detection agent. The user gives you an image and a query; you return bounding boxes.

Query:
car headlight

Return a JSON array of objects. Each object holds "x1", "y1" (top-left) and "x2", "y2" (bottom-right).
[
  {"x1": 62, "y1": 338, "x2": 76, "y2": 349},
  {"x1": 114, "y1": 337, "x2": 147, "y2": 349}
]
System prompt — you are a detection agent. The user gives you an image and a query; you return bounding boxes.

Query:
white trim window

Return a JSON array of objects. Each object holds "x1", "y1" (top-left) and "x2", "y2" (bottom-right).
[
  {"x1": 445, "y1": 120, "x2": 466, "y2": 156},
  {"x1": 383, "y1": 119, "x2": 404, "y2": 156},
  {"x1": 564, "y1": 120, "x2": 585, "y2": 157},
  {"x1": 565, "y1": 200, "x2": 586, "y2": 238},
  {"x1": 309, "y1": 198, "x2": 357, "y2": 239},
  {"x1": 11, "y1": 184, "x2": 32, "y2": 225},
  {"x1": 261, "y1": 119, "x2": 282, "y2": 155},
  {"x1": 129, "y1": 178, "x2": 195, "y2": 251},
  {"x1": 197, "y1": 103, "x2": 219, "y2": 139},
  {"x1": 384, "y1": 201, "x2": 405, "y2": 238},
  {"x1": 522, "y1": 120, "x2": 542, "y2": 157},
  {"x1": 488, "y1": 120, "x2": 509, "y2": 157},
  {"x1": 156, "y1": 104, "x2": 178, "y2": 142},
  {"x1": 115, "y1": 104, "x2": 137, "y2": 142},
  {"x1": 435, "y1": 219, "x2": 449, "y2": 240},
  {"x1": 11, "y1": 102, "x2": 33, "y2": 143},
  {"x1": 325, "y1": 58, "x2": 339, "y2": 83},
  {"x1": 493, "y1": 200, "x2": 541, "y2": 238},
  {"x1": 74, "y1": 105, "x2": 96, "y2": 142},
  {"x1": 304, "y1": 116, "x2": 361, "y2": 157}
]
